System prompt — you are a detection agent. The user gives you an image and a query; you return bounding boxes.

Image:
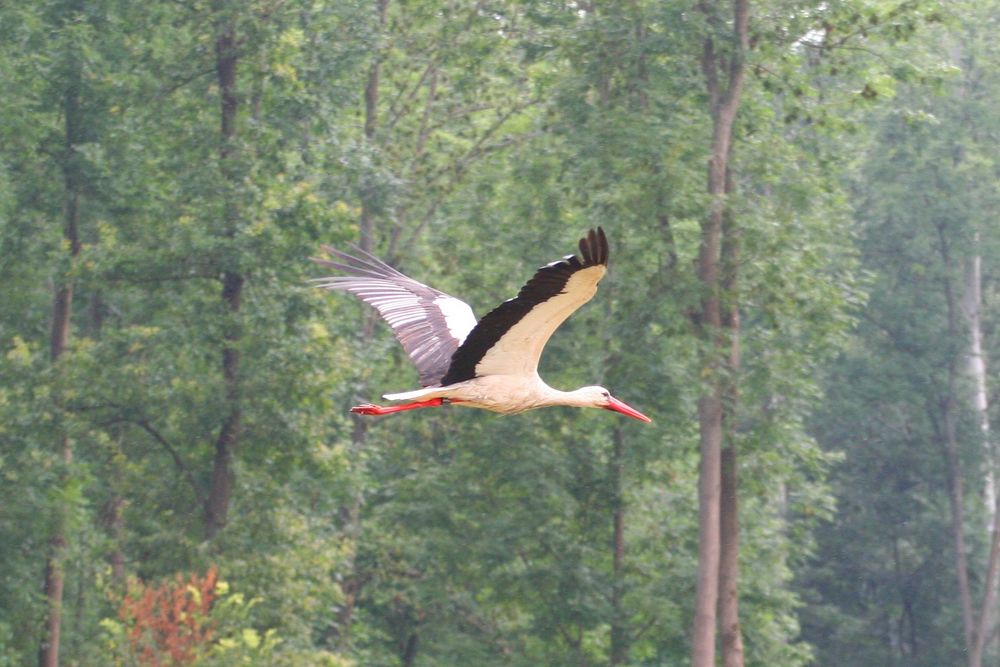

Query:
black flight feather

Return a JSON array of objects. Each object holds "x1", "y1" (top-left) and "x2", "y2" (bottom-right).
[{"x1": 440, "y1": 227, "x2": 608, "y2": 386}]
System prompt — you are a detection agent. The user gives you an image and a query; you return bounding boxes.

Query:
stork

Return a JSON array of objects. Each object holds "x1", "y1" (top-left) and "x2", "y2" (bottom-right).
[{"x1": 311, "y1": 228, "x2": 651, "y2": 423}]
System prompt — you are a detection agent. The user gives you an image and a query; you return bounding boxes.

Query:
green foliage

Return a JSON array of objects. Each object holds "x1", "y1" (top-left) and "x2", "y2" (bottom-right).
[
  {"x1": 797, "y1": 2, "x2": 1000, "y2": 664},
  {"x1": 0, "y1": 0, "x2": 959, "y2": 665}
]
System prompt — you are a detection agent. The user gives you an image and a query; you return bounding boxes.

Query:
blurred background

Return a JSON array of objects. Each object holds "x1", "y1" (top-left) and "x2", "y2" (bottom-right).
[{"x1": 1, "y1": 0, "x2": 997, "y2": 665}]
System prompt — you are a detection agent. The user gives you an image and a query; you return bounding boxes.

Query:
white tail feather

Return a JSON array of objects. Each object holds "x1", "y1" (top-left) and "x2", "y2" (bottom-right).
[{"x1": 383, "y1": 387, "x2": 443, "y2": 402}]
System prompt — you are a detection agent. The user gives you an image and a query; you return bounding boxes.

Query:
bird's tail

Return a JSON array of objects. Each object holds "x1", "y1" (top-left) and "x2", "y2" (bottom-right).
[{"x1": 382, "y1": 387, "x2": 445, "y2": 402}]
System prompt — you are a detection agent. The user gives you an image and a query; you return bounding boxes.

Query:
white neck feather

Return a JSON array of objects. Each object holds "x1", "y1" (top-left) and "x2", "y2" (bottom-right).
[{"x1": 539, "y1": 385, "x2": 603, "y2": 409}]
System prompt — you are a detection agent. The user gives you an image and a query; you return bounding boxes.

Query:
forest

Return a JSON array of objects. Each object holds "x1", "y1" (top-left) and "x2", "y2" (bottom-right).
[{"x1": 2, "y1": 0, "x2": 999, "y2": 665}]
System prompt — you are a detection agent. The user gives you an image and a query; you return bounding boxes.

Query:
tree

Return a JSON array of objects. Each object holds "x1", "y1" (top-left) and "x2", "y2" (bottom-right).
[
  {"x1": 800, "y1": 3, "x2": 1000, "y2": 664},
  {"x1": 689, "y1": 0, "x2": 750, "y2": 664},
  {"x1": 35, "y1": 0, "x2": 109, "y2": 661}
]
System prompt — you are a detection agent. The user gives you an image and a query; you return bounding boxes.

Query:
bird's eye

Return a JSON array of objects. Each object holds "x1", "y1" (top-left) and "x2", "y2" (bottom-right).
[{"x1": 601, "y1": 390, "x2": 610, "y2": 399}]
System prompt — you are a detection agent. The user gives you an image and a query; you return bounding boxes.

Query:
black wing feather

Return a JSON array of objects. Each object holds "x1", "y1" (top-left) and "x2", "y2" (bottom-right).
[{"x1": 440, "y1": 227, "x2": 608, "y2": 385}]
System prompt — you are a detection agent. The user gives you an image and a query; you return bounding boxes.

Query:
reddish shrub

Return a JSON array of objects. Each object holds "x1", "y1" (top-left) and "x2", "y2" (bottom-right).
[{"x1": 119, "y1": 567, "x2": 219, "y2": 666}]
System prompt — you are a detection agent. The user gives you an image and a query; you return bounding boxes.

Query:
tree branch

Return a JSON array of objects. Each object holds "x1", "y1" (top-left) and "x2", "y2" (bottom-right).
[
  {"x1": 135, "y1": 418, "x2": 206, "y2": 508},
  {"x1": 385, "y1": 56, "x2": 440, "y2": 133}
]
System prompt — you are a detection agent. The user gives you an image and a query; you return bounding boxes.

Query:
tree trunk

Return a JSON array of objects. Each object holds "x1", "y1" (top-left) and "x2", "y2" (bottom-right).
[
  {"x1": 718, "y1": 171, "x2": 744, "y2": 667},
  {"x1": 972, "y1": 491, "x2": 1000, "y2": 665},
  {"x1": 692, "y1": 391, "x2": 723, "y2": 667},
  {"x1": 961, "y1": 241, "x2": 995, "y2": 513},
  {"x1": 942, "y1": 390, "x2": 977, "y2": 664},
  {"x1": 205, "y1": 20, "x2": 242, "y2": 541},
  {"x1": 937, "y1": 224, "x2": 978, "y2": 666},
  {"x1": 104, "y1": 497, "x2": 127, "y2": 584},
  {"x1": 610, "y1": 425, "x2": 628, "y2": 666},
  {"x1": 690, "y1": 2, "x2": 748, "y2": 665},
  {"x1": 91, "y1": 287, "x2": 128, "y2": 586},
  {"x1": 718, "y1": 443, "x2": 744, "y2": 667},
  {"x1": 960, "y1": 237, "x2": 1000, "y2": 666},
  {"x1": 335, "y1": 0, "x2": 389, "y2": 646},
  {"x1": 690, "y1": 92, "x2": 726, "y2": 667},
  {"x1": 947, "y1": 36, "x2": 1000, "y2": 661},
  {"x1": 359, "y1": 0, "x2": 389, "y2": 256},
  {"x1": 38, "y1": 47, "x2": 84, "y2": 667},
  {"x1": 401, "y1": 633, "x2": 419, "y2": 667}
]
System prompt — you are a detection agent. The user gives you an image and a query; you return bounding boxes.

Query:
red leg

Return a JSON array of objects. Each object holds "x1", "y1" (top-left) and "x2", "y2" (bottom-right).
[{"x1": 350, "y1": 397, "x2": 444, "y2": 416}]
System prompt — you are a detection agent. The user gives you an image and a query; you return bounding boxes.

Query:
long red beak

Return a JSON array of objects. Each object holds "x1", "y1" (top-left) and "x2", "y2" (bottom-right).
[{"x1": 605, "y1": 396, "x2": 652, "y2": 423}]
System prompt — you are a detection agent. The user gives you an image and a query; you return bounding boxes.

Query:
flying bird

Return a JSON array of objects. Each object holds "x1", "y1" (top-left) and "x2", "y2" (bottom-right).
[{"x1": 311, "y1": 228, "x2": 651, "y2": 423}]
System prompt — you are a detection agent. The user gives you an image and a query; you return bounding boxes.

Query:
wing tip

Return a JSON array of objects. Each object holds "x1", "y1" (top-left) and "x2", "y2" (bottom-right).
[
  {"x1": 578, "y1": 227, "x2": 609, "y2": 267},
  {"x1": 308, "y1": 244, "x2": 340, "y2": 267}
]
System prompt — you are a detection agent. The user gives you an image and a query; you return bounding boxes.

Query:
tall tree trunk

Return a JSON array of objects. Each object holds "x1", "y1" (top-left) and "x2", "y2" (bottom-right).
[
  {"x1": 935, "y1": 221, "x2": 1000, "y2": 664},
  {"x1": 690, "y1": 2, "x2": 748, "y2": 666},
  {"x1": 91, "y1": 286, "x2": 128, "y2": 586},
  {"x1": 610, "y1": 425, "x2": 628, "y2": 666},
  {"x1": 401, "y1": 633, "x2": 419, "y2": 667},
  {"x1": 961, "y1": 241, "x2": 995, "y2": 512},
  {"x1": 937, "y1": 224, "x2": 978, "y2": 666},
  {"x1": 691, "y1": 258, "x2": 722, "y2": 667},
  {"x1": 960, "y1": 237, "x2": 1000, "y2": 666},
  {"x1": 943, "y1": 33, "x2": 998, "y2": 655},
  {"x1": 718, "y1": 171, "x2": 744, "y2": 667},
  {"x1": 942, "y1": 389, "x2": 977, "y2": 663},
  {"x1": 335, "y1": 0, "x2": 389, "y2": 646},
  {"x1": 718, "y1": 443, "x2": 744, "y2": 667},
  {"x1": 104, "y1": 497, "x2": 127, "y2": 584},
  {"x1": 205, "y1": 19, "x2": 243, "y2": 541},
  {"x1": 972, "y1": 491, "x2": 1000, "y2": 665},
  {"x1": 38, "y1": 47, "x2": 84, "y2": 667},
  {"x1": 359, "y1": 0, "x2": 389, "y2": 257}
]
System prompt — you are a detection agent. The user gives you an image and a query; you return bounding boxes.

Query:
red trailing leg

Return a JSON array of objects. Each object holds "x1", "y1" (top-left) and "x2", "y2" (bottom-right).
[{"x1": 350, "y1": 398, "x2": 445, "y2": 416}]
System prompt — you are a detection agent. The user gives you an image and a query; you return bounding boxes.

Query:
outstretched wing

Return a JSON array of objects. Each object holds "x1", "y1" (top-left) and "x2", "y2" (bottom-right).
[
  {"x1": 311, "y1": 246, "x2": 478, "y2": 387},
  {"x1": 440, "y1": 227, "x2": 609, "y2": 385}
]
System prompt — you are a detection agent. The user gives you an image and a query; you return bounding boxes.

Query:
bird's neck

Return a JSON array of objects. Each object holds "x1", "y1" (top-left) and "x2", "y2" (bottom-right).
[{"x1": 539, "y1": 386, "x2": 593, "y2": 408}]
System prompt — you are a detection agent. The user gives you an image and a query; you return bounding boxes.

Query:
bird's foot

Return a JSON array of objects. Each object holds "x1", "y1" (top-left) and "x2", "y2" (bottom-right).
[
  {"x1": 350, "y1": 403, "x2": 386, "y2": 416},
  {"x1": 350, "y1": 398, "x2": 445, "y2": 416}
]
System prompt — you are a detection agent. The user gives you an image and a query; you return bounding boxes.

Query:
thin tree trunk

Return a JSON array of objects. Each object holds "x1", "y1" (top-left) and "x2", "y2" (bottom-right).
[
  {"x1": 943, "y1": 390, "x2": 976, "y2": 661},
  {"x1": 692, "y1": 391, "x2": 722, "y2": 667},
  {"x1": 972, "y1": 489, "x2": 1000, "y2": 664},
  {"x1": 401, "y1": 633, "x2": 419, "y2": 667},
  {"x1": 961, "y1": 241, "x2": 995, "y2": 512},
  {"x1": 105, "y1": 497, "x2": 127, "y2": 584},
  {"x1": 205, "y1": 19, "x2": 243, "y2": 541},
  {"x1": 718, "y1": 169, "x2": 744, "y2": 667},
  {"x1": 937, "y1": 224, "x2": 977, "y2": 665},
  {"x1": 690, "y1": 77, "x2": 726, "y2": 667},
  {"x1": 359, "y1": 0, "x2": 389, "y2": 256},
  {"x1": 335, "y1": 0, "x2": 389, "y2": 646},
  {"x1": 943, "y1": 41, "x2": 1000, "y2": 663},
  {"x1": 92, "y1": 286, "x2": 128, "y2": 586},
  {"x1": 691, "y1": 2, "x2": 748, "y2": 665},
  {"x1": 718, "y1": 444, "x2": 744, "y2": 666},
  {"x1": 610, "y1": 425, "x2": 628, "y2": 666},
  {"x1": 38, "y1": 46, "x2": 84, "y2": 667},
  {"x1": 958, "y1": 234, "x2": 1000, "y2": 665}
]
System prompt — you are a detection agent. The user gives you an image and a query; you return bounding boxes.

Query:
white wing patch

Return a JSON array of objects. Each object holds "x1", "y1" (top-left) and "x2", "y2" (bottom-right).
[{"x1": 435, "y1": 296, "x2": 477, "y2": 344}]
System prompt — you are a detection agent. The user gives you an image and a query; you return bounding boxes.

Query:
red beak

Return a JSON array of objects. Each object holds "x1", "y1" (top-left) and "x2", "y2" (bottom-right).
[{"x1": 605, "y1": 396, "x2": 652, "y2": 423}]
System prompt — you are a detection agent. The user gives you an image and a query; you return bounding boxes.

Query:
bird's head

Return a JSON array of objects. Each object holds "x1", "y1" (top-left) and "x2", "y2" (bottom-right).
[{"x1": 578, "y1": 386, "x2": 652, "y2": 423}]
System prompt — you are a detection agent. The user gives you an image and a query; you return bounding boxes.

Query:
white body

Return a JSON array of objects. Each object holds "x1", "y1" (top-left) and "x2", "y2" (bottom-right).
[{"x1": 384, "y1": 374, "x2": 603, "y2": 415}]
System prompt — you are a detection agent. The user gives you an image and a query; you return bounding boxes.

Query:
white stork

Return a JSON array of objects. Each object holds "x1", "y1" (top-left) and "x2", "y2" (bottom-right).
[{"x1": 311, "y1": 228, "x2": 651, "y2": 423}]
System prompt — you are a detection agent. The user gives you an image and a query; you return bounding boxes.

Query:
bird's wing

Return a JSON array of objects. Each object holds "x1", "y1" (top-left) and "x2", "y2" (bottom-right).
[
  {"x1": 311, "y1": 245, "x2": 478, "y2": 387},
  {"x1": 440, "y1": 228, "x2": 609, "y2": 385}
]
